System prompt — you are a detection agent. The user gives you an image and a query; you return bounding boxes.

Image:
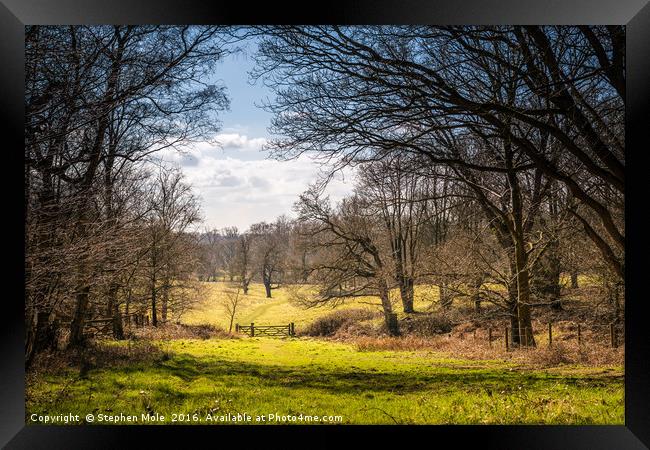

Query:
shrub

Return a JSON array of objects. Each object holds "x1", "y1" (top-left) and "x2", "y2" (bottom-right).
[
  {"x1": 399, "y1": 311, "x2": 454, "y2": 336},
  {"x1": 131, "y1": 322, "x2": 230, "y2": 340},
  {"x1": 355, "y1": 335, "x2": 439, "y2": 351},
  {"x1": 528, "y1": 342, "x2": 574, "y2": 366},
  {"x1": 302, "y1": 308, "x2": 379, "y2": 337},
  {"x1": 526, "y1": 341, "x2": 624, "y2": 368},
  {"x1": 26, "y1": 340, "x2": 165, "y2": 376}
]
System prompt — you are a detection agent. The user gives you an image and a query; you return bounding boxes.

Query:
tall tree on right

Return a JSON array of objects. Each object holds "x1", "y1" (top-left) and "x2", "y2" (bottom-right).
[{"x1": 252, "y1": 25, "x2": 624, "y2": 281}]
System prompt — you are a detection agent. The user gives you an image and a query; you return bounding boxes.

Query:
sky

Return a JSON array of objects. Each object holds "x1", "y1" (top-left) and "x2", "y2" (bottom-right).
[{"x1": 155, "y1": 41, "x2": 356, "y2": 232}]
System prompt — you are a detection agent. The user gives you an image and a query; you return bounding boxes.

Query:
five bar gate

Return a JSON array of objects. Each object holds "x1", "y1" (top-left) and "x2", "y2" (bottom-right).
[{"x1": 236, "y1": 322, "x2": 295, "y2": 337}]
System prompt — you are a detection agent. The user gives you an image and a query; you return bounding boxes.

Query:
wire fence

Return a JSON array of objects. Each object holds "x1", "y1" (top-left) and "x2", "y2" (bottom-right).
[{"x1": 474, "y1": 322, "x2": 624, "y2": 350}]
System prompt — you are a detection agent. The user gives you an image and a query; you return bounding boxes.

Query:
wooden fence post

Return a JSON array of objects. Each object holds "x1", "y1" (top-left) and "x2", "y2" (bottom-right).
[
  {"x1": 235, "y1": 324, "x2": 239, "y2": 333},
  {"x1": 505, "y1": 327, "x2": 509, "y2": 351},
  {"x1": 251, "y1": 322, "x2": 255, "y2": 337},
  {"x1": 548, "y1": 322, "x2": 552, "y2": 347},
  {"x1": 290, "y1": 322, "x2": 295, "y2": 336},
  {"x1": 577, "y1": 324, "x2": 581, "y2": 346},
  {"x1": 488, "y1": 327, "x2": 492, "y2": 348}
]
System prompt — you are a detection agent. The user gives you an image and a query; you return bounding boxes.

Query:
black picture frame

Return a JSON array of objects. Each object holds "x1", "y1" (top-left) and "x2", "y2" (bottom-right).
[{"x1": 2, "y1": 1, "x2": 649, "y2": 448}]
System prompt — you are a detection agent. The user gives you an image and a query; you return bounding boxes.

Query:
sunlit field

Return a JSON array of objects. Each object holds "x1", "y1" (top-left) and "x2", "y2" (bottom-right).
[
  {"x1": 181, "y1": 282, "x2": 432, "y2": 330},
  {"x1": 27, "y1": 276, "x2": 623, "y2": 426},
  {"x1": 182, "y1": 275, "x2": 603, "y2": 331},
  {"x1": 27, "y1": 337, "x2": 623, "y2": 425}
]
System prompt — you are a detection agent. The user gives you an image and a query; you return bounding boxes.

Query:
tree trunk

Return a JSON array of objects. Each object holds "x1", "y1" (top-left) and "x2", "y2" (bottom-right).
[
  {"x1": 513, "y1": 243, "x2": 536, "y2": 347},
  {"x1": 379, "y1": 282, "x2": 399, "y2": 336},
  {"x1": 26, "y1": 311, "x2": 56, "y2": 368},
  {"x1": 107, "y1": 284, "x2": 124, "y2": 339},
  {"x1": 509, "y1": 310, "x2": 520, "y2": 347},
  {"x1": 161, "y1": 282, "x2": 169, "y2": 323},
  {"x1": 571, "y1": 270, "x2": 579, "y2": 289},
  {"x1": 26, "y1": 183, "x2": 59, "y2": 363},
  {"x1": 397, "y1": 275, "x2": 415, "y2": 313},
  {"x1": 505, "y1": 142, "x2": 536, "y2": 348},
  {"x1": 394, "y1": 248, "x2": 415, "y2": 313},
  {"x1": 607, "y1": 280, "x2": 623, "y2": 321},
  {"x1": 151, "y1": 277, "x2": 158, "y2": 327},
  {"x1": 69, "y1": 285, "x2": 90, "y2": 348},
  {"x1": 507, "y1": 270, "x2": 535, "y2": 347},
  {"x1": 472, "y1": 277, "x2": 482, "y2": 313},
  {"x1": 263, "y1": 279, "x2": 272, "y2": 298},
  {"x1": 515, "y1": 291, "x2": 535, "y2": 347},
  {"x1": 532, "y1": 238, "x2": 562, "y2": 310}
]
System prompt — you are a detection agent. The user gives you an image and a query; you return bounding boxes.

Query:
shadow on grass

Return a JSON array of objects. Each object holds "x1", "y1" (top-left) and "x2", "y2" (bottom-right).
[{"x1": 111, "y1": 350, "x2": 621, "y2": 396}]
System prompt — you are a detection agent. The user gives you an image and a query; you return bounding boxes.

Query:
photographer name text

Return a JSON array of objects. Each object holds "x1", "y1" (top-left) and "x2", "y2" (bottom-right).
[{"x1": 30, "y1": 412, "x2": 343, "y2": 424}]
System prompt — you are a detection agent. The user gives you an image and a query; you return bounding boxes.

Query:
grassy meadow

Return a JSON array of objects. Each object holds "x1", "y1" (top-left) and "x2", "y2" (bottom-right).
[
  {"x1": 27, "y1": 278, "x2": 624, "y2": 425},
  {"x1": 27, "y1": 337, "x2": 623, "y2": 425},
  {"x1": 181, "y1": 281, "x2": 436, "y2": 330}
]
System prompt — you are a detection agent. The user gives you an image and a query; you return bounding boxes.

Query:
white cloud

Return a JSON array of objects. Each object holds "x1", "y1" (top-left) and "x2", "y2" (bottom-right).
[
  {"x1": 152, "y1": 137, "x2": 356, "y2": 231},
  {"x1": 215, "y1": 133, "x2": 267, "y2": 152}
]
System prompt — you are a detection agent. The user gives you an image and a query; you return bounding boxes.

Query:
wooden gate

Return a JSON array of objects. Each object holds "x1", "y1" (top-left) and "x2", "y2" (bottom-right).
[{"x1": 236, "y1": 322, "x2": 295, "y2": 337}]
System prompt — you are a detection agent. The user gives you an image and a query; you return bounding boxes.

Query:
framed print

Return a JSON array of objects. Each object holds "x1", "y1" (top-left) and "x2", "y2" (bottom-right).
[{"x1": 1, "y1": 0, "x2": 649, "y2": 448}]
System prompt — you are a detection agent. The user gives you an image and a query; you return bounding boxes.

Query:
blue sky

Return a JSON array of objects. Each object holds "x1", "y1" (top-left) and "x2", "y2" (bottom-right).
[
  {"x1": 157, "y1": 42, "x2": 355, "y2": 232},
  {"x1": 213, "y1": 44, "x2": 272, "y2": 139}
]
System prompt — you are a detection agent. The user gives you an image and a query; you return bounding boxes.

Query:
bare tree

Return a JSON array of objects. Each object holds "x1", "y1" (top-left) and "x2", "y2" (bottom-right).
[
  {"x1": 250, "y1": 218, "x2": 290, "y2": 298},
  {"x1": 26, "y1": 25, "x2": 231, "y2": 358},
  {"x1": 146, "y1": 169, "x2": 201, "y2": 326},
  {"x1": 295, "y1": 188, "x2": 399, "y2": 335},
  {"x1": 355, "y1": 155, "x2": 428, "y2": 313},
  {"x1": 251, "y1": 25, "x2": 623, "y2": 280},
  {"x1": 222, "y1": 283, "x2": 243, "y2": 333},
  {"x1": 218, "y1": 227, "x2": 240, "y2": 282},
  {"x1": 198, "y1": 228, "x2": 221, "y2": 282},
  {"x1": 236, "y1": 233, "x2": 254, "y2": 294}
]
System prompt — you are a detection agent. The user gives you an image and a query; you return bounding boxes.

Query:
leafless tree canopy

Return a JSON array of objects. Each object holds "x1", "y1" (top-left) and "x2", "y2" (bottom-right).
[
  {"x1": 248, "y1": 25, "x2": 624, "y2": 341},
  {"x1": 25, "y1": 25, "x2": 624, "y2": 358},
  {"x1": 25, "y1": 25, "x2": 231, "y2": 364}
]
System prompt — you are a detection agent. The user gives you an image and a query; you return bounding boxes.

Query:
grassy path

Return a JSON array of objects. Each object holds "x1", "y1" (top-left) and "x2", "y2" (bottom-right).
[
  {"x1": 182, "y1": 283, "x2": 382, "y2": 329},
  {"x1": 239, "y1": 298, "x2": 287, "y2": 324}
]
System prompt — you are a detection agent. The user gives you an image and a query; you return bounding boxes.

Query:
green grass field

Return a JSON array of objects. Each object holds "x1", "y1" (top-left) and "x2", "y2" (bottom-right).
[
  {"x1": 26, "y1": 337, "x2": 623, "y2": 425},
  {"x1": 27, "y1": 277, "x2": 623, "y2": 425}
]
